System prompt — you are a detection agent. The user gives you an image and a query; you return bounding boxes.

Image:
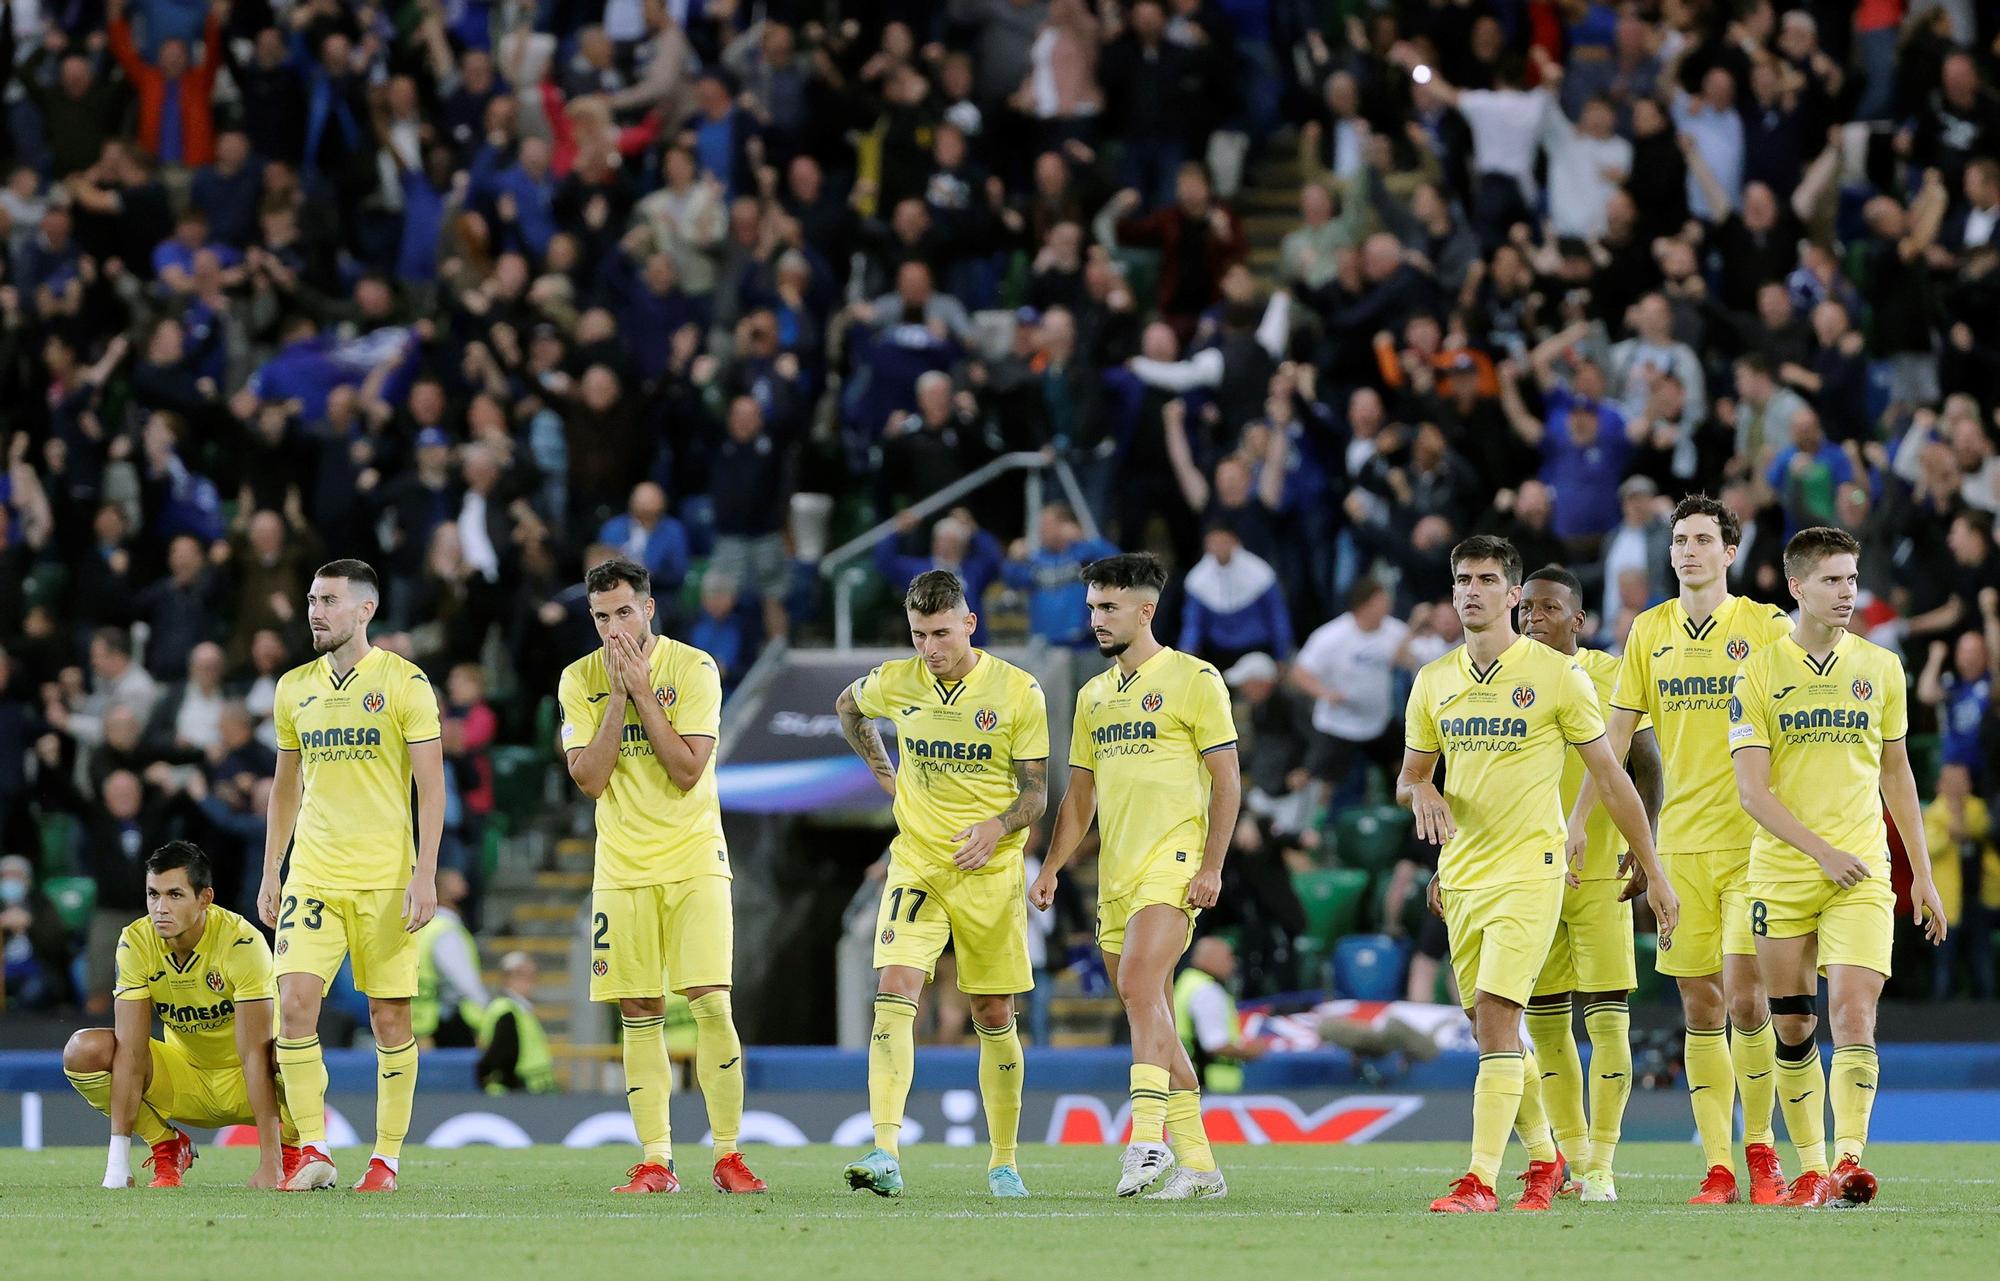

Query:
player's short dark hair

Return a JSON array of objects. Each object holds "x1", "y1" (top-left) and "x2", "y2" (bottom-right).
[
  {"x1": 1670, "y1": 493, "x2": 1741, "y2": 549},
  {"x1": 146, "y1": 841, "x2": 212, "y2": 894},
  {"x1": 1783, "y1": 526, "x2": 1861, "y2": 579},
  {"x1": 904, "y1": 570, "x2": 967, "y2": 616},
  {"x1": 314, "y1": 559, "x2": 381, "y2": 596},
  {"x1": 1448, "y1": 535, "x2": 1524, "y2": 587},
  {"x1": 1080, "y1": 552, "x2": 1168, "y2": 595},
  {"x1": 1524, "y1": 564, "x2": 1584, "y2": 605},
  {"x1": 584, "y1": 556, "x2": 650, "y2": 600}
]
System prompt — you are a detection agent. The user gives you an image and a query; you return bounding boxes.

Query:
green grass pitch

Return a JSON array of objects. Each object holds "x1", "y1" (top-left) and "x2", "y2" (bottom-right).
[{"x1": 2, "y1": 1143, "x2": 1995, "y2": 1280}]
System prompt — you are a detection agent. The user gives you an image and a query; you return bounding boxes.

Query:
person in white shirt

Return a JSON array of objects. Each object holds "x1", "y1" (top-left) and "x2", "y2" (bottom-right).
[
  {"x1": 1543, "y1": 92, "x2": 1632, "y2": 240},
  {"x1": 1395, "y1": 47, "x2": 1545, "y2": 244},
  {"x1": 1288, "y1": 579, "x2": 1418, "y2": 814}
]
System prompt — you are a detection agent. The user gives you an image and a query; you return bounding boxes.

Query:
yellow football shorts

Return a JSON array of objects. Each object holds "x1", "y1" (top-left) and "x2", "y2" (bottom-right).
[
  {"x1": 590, "y1": 876, "x2": 735, "y2": 1001},
  {"x1": 1096, "y1": 871, "x2": 1199, "y2": 958},
  {"x1": 1749, "y1": 873, "x2": 1895, "y2": 977},
  {"x1": 1656, "y1": 847, "x2": 1755, "y2": 977},
  {"x1": 144, "y1": 1038, "x2": 293, "y2": 1131},
  {"x1": 874, "y1": 859, "x2": 1033, "y2": 995},
  {"x1": 274, "y1": 885, "x2": 418, "y2": 998},
  {"x1": 1533, "y1": 876, "x2": 1638, "y2": 996},
  {"x1": 1442, "y1": 877, "x2": 1563, "y2": 1009}
]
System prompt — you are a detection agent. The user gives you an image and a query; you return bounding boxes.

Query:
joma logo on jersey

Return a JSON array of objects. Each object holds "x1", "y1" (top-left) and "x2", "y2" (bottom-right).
[
  {"x1": 1438, "y1": 716, "x2": 1529, "y2": 738},
  {"x1": 205, "y1": 970, "x2": 224, "y2": 994},
  {"x1": 974, "y1": 708, "x2": 998, "y2": 732},
  {"x1": 905, "y1": 738, "x2": 994, "y2": 761},
  {"x1": 154, "y1": 998, "x2": 233, "y2": 1023},
  {"x1": 298, "y1": 727, "x2": 385, "y2": 748},
  {"x1": 1778, "y1": 708, "x2": 1872, "y2": 732},
  {"x1": 1852, "y1": 678, "x2": 1874, "y2": 701},
  {"x1": 1092, "y1": 721, "x2": 1160, "y2": 745},
  {"x1": 1727, "y1": 637, "x2": 1750, "y2": 661},
  {"x1": 1658, "y1": 675, "x2": 1732, "y2": 697},
  {"x1": 1141, "y1": 691, "x2": 1164, "y2": 713},
  {"x1": 656, "y1": 686, "x2": 676, "y2": 708},
  {"x1": 363, "y1": 691, "x2": 385, "y2": 713},
  {"x1": 1511, "y1": 685, "x2": 1536, "y2": 709}
]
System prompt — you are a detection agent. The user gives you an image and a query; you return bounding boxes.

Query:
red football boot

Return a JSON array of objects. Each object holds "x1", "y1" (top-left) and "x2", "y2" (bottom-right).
[
  {"x1": 1514, "y1": 1155, "x2": 1568, "y2": 1211},
  {"x1": 1430, "y1": 1173, "x2": 1499, "y2": 1213},
  {"x1": 144, "y1": 1129, "x2": 197, "y2": 1188},
  {"x1": 613, "y1": 1161, "x2": 680, "y2": 1194},
  {"x1": 1688, "y1": 1164, "x2": 1741, "y2": 1204},
  {"x1": 352, "y1": 1158, "x2": 398, "y2": 1192},
  {"x1": 712, "y1": 1153, "x2": 768, "y2": 1194},
  {"x1": 281, "y1": 1145, "x2": 304, "y2": 1184},
  {"x1": 1746, "y1": 1143, "x2": 1786, "y2": 1205},
  {"x1": 1778, "y1": 1169, "x2": 1836, "y2": 1208},
  {"x1": 1831, "y1": 1156, "x2": 1877, "y2": 1207}
]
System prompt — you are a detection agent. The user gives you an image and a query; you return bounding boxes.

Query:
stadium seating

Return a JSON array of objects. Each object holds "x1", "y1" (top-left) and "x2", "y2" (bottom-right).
[
  {"x1": 1331, "y1": 806, "x2": 1413, "y2": 874},
  {"x1": 1332, "y1": 934, "x2": 1409, "y2": 1001},
  {"x1": 1293, "y1": 867, "x2": 1371, "y2": 982}
]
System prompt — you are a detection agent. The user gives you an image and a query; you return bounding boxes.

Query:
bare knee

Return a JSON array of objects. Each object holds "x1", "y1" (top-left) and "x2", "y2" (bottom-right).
[
  {"x1": 1472, "y1": 994, "x2": 1523, "y2": 1052},
  {"x1": 369, "y1": 997, "x2": 413, "y2": 1044},
  {"x1": 680, "y1": 984, "x2": 727, "y2": 1003},
  {"x1": 278, "y1": 981, "x2": 320, "y2": 1037},
  {"x1": 1728, "y1": 990, "x2": 1769, "y2": 1029},
  {"x1": 969, "y1": 994, "x2": 1014, "y2": 1029},
  {"x1": 63, "y1": 1028, "x2": 115, "y2": 1074},
  {"x1": 619, "y1": 996, "x2": 667, "y2": 1020},
  {"x1": 1828, "y1": 997, "x2": 1875, "y2": 1047},
  {"x1": 1678, "y1": 975, "x2": 1726, "y2": 1028},
  {"x1": 1772, "y1": 1013, "x2": 1818, "y2": 1046}
]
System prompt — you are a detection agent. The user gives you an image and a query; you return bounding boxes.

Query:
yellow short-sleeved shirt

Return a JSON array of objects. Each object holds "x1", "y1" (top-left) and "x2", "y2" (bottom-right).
[
  {"x1": 1612, "y1": 594, "x2": 1791, "y2": 856},
  {"x1": 1069, "y1": 647, "x2": 1237, "y2": 903},
  {"x1": 1728, "y1": 630, "x2": 1908, "y2": 883},
  {"x1": 1567, "y1": 647, "x2": 1653, "y2": 880},
  {"x1": 558, "y1": 635, "x2": 729, "y2": 889},
  {"x1": 273, "y1": 647, "x2": 441, "y2": 891},
  {"x1": 1405, "y1": 635, "x2": 1605, "y2": 891},
  {"x1": 850, "y1": 650, "x2": 1049, "y2": 876},
  {"x1": 114, "y1": 905, "x2": 275, "y2": 1071}
]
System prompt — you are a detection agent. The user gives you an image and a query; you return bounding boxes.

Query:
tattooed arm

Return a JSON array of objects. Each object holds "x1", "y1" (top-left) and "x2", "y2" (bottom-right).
[
  {"x1": 836, "y1": 684, "x2": 897, "y2": 796},
  {"x1": 950, "y1": 757, "x2": 1048, "y2": 872}
]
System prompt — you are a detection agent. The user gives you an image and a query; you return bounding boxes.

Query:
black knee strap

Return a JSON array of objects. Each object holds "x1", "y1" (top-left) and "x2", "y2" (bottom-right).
[
  {"x1": 1769, "y1": 993, "x2": 1816, "y2": 1017},
  {"x1": 1775, "y1": 1035, "x2": 1817, "y2": 1063}
]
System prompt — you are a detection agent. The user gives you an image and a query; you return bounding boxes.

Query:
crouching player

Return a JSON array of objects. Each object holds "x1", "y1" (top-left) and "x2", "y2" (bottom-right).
[{"x1": 65, "y1": 842, "x2": 297, "y2": 1189}]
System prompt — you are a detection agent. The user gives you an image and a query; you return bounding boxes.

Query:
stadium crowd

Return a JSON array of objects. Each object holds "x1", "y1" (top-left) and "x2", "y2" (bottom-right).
[{"x1": 2, "y1": 0, "x2": 1999, "y2": 1020}]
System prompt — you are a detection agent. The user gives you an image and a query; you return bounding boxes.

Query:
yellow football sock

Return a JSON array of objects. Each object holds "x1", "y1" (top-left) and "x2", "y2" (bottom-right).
[
  {"x1": 275, "y1": 1035, "x2": 328, "y2": 1150},
  {"x1": 1830, "y1": 1044, "x2": 1879, "y2": 1165},
  {"x1": 1525, "y1": 1000, "x2": 1588, "y2": 1166},
  {"x1": 1166, "y1": 1089, "x2": 1217, "y2": 1173},
  {"x1": 1470, "y1": 1051, "x2": 1525, "y2": 1186},
  {"x1": 1684, "y1": 1026, "x2": 1735, "y2": 1171},
  {"x1": 1513, "y1": 1046, "x2": 1558, "y2": 1163},
  {"x1": 1581, "y1": 1000, "x2": 1632, "y2": 1174},
  {"x1": 1128, "y1": 1063, "x2": 1170, "y2": 1145},
  {"x1": 65, "y1": 1068, "x2": 172, "y2": 1145},
  {"x1": 973, "y1": 1018, "x2": 1024, "y2": 1170},
  {"x1": 372, "y1": 1038, "x2": 418, "y2": 1160},
  {"x1": 868, "y1": 994, "x2": 917, "y2": 1157},
  {"x1": 688, "y1": 992, "x2": 745, "y2": 1159},
  {"x1": 1775, "y1": 1037, "x2": 1828, "y2": 1175},
  {"x1": 1733, "y1": 1017, "x2": 1778, "y2": 1149},
  {"x1": 620, "y1": 1015, "x2": 673, "y2": 1166}
]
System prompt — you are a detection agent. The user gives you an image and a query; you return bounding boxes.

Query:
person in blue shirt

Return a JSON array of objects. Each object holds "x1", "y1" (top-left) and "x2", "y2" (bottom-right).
[
  {"x1": 596, "y1": 481, "x2": 691, "y2": 604},
  {"x1": 151, "y1": 209, "x2": 243, "y2": 296},
  {"x1": 1763, "y1": 404, "x2": 1853, "y2": 537},
  {"x1": 687, "y1": 570, "x2": 760, "y2": 696},
  {"x1": 1177, "y1": 518, "x2": 1295, "y2": 670},
  {"x1": 188, "y1": 129, "x2": 264, "y2": 249},
  {"x1": 1503, "y1": 356, "x2": 1633, "y2": 554},
  {"x1": 1920, "y1": 629, "x2": 1994, "y2": 777},
  {"x1": 874, "y1": 509, "x2": 1003, "y2": 645},
  {"x1": 469, "y1": 134, "x2": 558, "y2": 259},
  {"x1": 1000, "y1": 503, "x2": 1119, "y2": 649}
]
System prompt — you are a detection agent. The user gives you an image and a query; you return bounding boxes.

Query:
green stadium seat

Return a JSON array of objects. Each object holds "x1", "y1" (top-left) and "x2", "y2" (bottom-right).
[
  {"x1": 679, "y1": 556, "x2": 710, "y2": 616},
  {"x1": 37, "y1": 813, "x2": 78, "y2": 876},
  {"x1": 533, "y1": 695, "x2": 561, "y2": 758},
  {"x1": 1906, "y1": 733, "x2": 1941, "y2": 796},
  {"x1": 1331, "y1": 806, "x2": 1413, "y2": 874},
  {"x1": 1293, "y1": 867, "x2": 1371, "y2": 946},
  {"x1": 1633, "y1": 933, "x2": 1665, "y2": 1002},
  {"x1": 44, "y1": 876, "x2": 95, "y2": 932},
  {"x1": 1375, "y1": 866, "x2": 1431, "y2": 937},
  {"x1": 488, "y1": 746, "x2": 547, "y2": 831}
]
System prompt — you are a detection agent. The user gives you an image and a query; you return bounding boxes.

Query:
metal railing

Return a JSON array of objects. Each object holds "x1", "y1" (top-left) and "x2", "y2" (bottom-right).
[{"x1": 817, "y1": 451, "x2": 1100, "y2": 649}]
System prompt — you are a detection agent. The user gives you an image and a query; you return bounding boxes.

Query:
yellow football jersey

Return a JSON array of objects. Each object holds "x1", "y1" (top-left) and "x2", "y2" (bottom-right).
[
  {"x1": 1069, "y1": 647, "x2": 1237, "y2": 903},
  {"x1": 852, "y1": 650, "x2": 1049, "y2": 876},
  {"x1": 1405, "y1": 636, "x2": 1605, "y2": 891},
  {"x1": 1612, "y1": 595, "x2": 1791, "y2": 855},
  {"x1": 114, "y1": 905, "x2": 275, "y2": 1071},
  {"x1": 1567, "y1": 647, "x2": 1653, "y2": 880},
  {"x1": 557, "y1": 634, "x2": 729, "y2": 889},
  {"x1": 1728, "y1": 631, "x2": 1907, "y2": 883},
  {"x1": 274, "y1": 647, "x2": 441, "y2": 891}
]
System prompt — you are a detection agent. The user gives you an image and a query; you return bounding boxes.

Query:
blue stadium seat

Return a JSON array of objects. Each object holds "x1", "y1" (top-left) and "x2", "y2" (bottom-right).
[{"x1": 1332, "y1": 933, "x2": 1409, "y2": 1001}]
